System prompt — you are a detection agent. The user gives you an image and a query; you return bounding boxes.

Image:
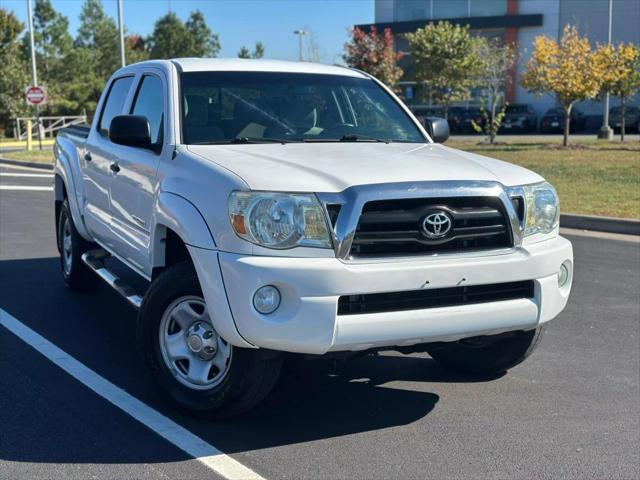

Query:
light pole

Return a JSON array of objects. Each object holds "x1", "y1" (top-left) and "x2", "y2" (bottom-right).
[
  {"x1": 293, "y1": 29, "x2": 307, "y2": 62},
  {"x1": 598, "y1": 0, "x2": 614, "y2": 140},
  {"x1": 117, "y1": 0, "x2": 125, "y2": 68},
  {"x1": 26, "y1": 0, "x2": 42, "y2": 150}
]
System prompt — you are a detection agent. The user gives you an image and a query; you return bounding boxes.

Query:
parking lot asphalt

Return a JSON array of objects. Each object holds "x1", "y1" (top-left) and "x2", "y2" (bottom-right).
[{"x1": 0, "y1": 163, "x2": 639, "y2": 480}]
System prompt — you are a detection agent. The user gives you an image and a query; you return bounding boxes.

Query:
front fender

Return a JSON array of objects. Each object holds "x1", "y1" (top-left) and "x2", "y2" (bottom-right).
[{"x1": 150, "y1": 191, "x2": 216, "y2": 269}]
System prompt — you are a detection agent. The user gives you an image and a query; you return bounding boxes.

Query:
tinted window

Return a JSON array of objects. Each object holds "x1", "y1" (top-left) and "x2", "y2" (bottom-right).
[
  {"x1": 99, "y1": 76, "x2": 134, "y2": 135},
  {"x1": 131, "y1": 75, "x2": 164, "y2": 145},
  {"x1": 180, "y1": 72, "x2": 425, "y2": 144}
]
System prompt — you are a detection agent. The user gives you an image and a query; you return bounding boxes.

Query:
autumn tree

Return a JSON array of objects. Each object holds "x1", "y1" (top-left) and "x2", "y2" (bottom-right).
[
  {"x1": 405, "y1": 22, "x2": 482, "y2": 119},
  {"x1": 521, "y1": 25, "x2": 602, "y2": 146},
  {"x1": 472, "y1": 37, "x2": 516, "y2": 144},
  {"x1": 238, "y1": 42, "x2": 265, "y2": 59},
  {"x1": 343, "y1": 26, "x2": 403, "y2": 90},
  {"x1": 596, "y1": 42, "x2": 640, "y2": 142},
  {"x1": 0, "y1": 8, "x2": 30, "y2": 135}
]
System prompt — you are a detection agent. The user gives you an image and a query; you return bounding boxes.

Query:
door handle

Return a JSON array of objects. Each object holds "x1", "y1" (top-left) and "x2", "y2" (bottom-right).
[
  {"x1": 110, "y1": 163, "x2": 120, "y2": 173},
  {"x1": 84, "y1": 152, "x2": 92, "y2": 162}
]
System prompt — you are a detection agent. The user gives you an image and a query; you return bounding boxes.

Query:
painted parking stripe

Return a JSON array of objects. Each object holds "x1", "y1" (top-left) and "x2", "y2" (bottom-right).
[
  {"x1": 0, "y1": 186, "x2": 53, "y2": 191},
  {"x1": 0, "y1": 163, "x2": 53, "y2": 173},
  {"x1": 0, "y1": 308, "x2": 265, "y2": 480},
  {"x1": 0, "y1": 172, "x2": 53, "y2": 178}
]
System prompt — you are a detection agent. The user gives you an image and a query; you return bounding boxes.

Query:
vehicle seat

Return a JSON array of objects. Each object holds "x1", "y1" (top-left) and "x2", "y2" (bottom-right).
[{"x1": 184, "y1": 95, "x2": 224, "y2": 144}]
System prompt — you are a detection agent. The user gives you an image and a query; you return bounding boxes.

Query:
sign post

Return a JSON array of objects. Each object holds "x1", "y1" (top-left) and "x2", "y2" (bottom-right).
[
  {"x1": 25, "y1": 86, "x2": 46, "y2": 150},
  {"x1": 26, "y1": 0, "x2": 43, "y2": 151}
]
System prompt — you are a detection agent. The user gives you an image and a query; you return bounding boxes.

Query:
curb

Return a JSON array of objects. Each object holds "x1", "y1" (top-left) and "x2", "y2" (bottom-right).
[
  {"x1": 0, "y1": 157, "x2": 54, "y2": 171},
  {"x1": 561, "y1": 213, "x2": 640, "y2": 236}
]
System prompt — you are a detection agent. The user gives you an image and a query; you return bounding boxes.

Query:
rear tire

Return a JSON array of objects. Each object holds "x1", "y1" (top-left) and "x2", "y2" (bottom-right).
[
  {"x1": 138, "y1": 261, "x2": 282, "y2": 418},
  {"x1": 57, "y1": 200, "x2": 99, "y2": 291},
  {"x1": 428, "y1": 327, "x2": 545, "y2": 376}
]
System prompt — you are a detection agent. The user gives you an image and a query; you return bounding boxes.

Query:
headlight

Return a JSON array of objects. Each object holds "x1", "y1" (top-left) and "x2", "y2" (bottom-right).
[
  {"x1": 523, "y1": 182, "x2": 560, "y2": 236},
  {"x1": 228, "y1": 191, "x2": 332, "y2": 249}
]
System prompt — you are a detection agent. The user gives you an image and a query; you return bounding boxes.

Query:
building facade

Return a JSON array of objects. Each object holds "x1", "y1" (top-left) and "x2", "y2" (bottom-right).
[{"x1": 356, "y1": 0, "x2": 640, "y2": 119}]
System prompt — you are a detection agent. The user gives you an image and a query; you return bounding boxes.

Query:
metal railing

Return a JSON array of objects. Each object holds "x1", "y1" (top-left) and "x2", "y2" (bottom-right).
[{"x1": 15, "y1": 115, "x2": 88, "y2": 140}]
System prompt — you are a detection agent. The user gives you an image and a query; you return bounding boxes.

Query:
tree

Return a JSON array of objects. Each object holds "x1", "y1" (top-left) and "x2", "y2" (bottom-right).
[
  {"x1": 471, "y1": 37, "x2": 516, "y2": 144},
  {"x1": 185, "y1": 10, "x2": 220, "y2": 57},
  {"x1": 21, "y1": 0, "x2": 73, "y2": 113},
  {"x1": 596, "y1": 42, "x2": 640, "y2": 142},
  {"x1": 76, "y1": 0, "x2": 120, "y2": 79},
  {"x1": 521, "y1": 25, "x2": 602, "y2": 146},
  {"x1": 237, "y1": 42, "x2": 265, "y2": 59},
  {"x1": 343, "y1": 26, "x2": 403, "y2": 90},
  {"x1": 148, "y1": 10, "x2": 220, "y2": 59},
  {"x1": 405, "y1": 22, "x2": 482, "y2": 119},
  {"x1": 0, "y1": 8, "x2": 30, "y2": 135}
]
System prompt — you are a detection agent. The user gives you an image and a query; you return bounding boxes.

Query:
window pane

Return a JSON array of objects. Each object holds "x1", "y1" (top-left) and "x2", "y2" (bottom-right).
[
  {"x1": 395, "y1": 0, "x2": 430, "y2": 21},
  {"x1": 433, "y1": 0, "x2": 467, "y2": 18},
  {"x1": 99, "y1": 77, "x2": 133, "y2": 135},
  {"x1": 131, "y1": 75, "x2": 164, "y2": 145},
  {"x1": 180, "y1": 72, "x2": 425, "y2": 144},
  {"x1": 470, "y1": 0, "x2": 507, "y2": 16}
]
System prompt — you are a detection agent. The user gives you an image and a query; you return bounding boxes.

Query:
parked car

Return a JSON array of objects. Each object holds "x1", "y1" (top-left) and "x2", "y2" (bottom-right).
[
  {"x1": 501, "y1": 104, "x2": 537, "y2": 133},
  {"x1": 609, "y1": 105, "x2": 640, "y2": 133},
  {"x1": 453, "y1": 107, "x2": 485, "y2": 133},
  {"x1": 54, "y1": 59, "x2": 573, "y2": 417},
  {"x1": 540, "y1": 107, "x2": 587, "y2": 133},
  {"x1": 445, "y1": 106, "x2": 467, "y2": 133}
]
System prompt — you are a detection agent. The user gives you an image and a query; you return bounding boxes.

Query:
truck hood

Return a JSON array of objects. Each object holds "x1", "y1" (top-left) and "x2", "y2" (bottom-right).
[{"x1": 187, "y1": 143, "x2": 543, "y2": 192}]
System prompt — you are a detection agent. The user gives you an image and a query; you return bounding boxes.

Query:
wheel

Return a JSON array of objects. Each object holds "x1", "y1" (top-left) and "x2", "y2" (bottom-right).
[
  {"x1": 427, "y1": 327, "x2": 545, "y2": 376},
  {"x1": 57, "y1": 200, "x2": 99, "y2": 291},
  {"x1": 138, "y1": 261, "x2": 282, "y2": 417}
]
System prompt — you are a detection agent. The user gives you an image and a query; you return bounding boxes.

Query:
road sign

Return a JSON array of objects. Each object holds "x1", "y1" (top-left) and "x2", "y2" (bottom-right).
[{"x1": 25, "y1": 86, "x2": 46, "y2": 106}]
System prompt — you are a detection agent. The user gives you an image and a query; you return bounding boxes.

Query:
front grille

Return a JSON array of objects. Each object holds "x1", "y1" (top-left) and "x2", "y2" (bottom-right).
[
  {"x1": 350, "y1": 196, "x2": 512, "y2": 258},
  {"x1": 338, "y1": 280, "x2": 534, "y2": 316}
]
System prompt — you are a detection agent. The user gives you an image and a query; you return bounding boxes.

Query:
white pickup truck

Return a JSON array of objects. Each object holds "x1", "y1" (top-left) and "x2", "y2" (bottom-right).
[{"x1": 54, "y1": 58, "x2": 573, "y2": 417}]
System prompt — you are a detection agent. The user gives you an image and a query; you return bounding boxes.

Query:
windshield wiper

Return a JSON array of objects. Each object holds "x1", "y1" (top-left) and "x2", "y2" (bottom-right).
[
  {"x1": 190, "y1": 137, "x2": 298, "y2": 145},
  {"x1": 303, "y1": 134, "x2": 390, "y2": 143}
]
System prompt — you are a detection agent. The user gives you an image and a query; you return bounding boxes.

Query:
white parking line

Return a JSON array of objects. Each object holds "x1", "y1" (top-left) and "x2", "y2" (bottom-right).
[
  {"x1": 0, "y1": 186, "x2": 53, "y2": 191},
  {"x1": 0, "y1": 308, "x2": 265, "y2": 480},
  {"x1": 0, "y1": 163, "x2": 53, "y2": 173},
  {"x1": 0, "y1": 172, "x2": 53, "y2": 178}
]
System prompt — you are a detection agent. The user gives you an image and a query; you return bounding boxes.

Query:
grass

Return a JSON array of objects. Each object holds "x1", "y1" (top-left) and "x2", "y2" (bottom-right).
[
  {"x1": 0, "y1": 149, "x2": 54, "y2": 164},
  {"x1": 447, "y1": 137, "x2": 640, "y2": 219}
]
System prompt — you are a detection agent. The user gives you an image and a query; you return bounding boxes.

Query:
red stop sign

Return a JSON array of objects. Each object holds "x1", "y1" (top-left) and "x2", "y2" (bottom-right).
[{"x1": 25, "y1": 86, "x2": 46, "y2": 106}]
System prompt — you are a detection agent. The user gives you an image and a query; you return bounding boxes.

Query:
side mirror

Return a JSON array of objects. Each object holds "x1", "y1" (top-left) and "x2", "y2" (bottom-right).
[
  {"x1": 109, "y1": 115, "x2": 153, "y2": 150},
  {"x1": 424, "y1": 116, "x2": 450, "y2": 144}
]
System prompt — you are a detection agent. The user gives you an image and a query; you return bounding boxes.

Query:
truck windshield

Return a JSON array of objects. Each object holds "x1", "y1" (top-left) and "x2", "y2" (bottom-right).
[{"x1": 180, "y1": 71, "x2": 426, "y2": 144}]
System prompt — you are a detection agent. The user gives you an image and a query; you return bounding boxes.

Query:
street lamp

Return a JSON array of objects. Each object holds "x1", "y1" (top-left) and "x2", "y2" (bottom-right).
[
  {"x1": 598, "y1": 0, "x2": 614, "y2": 140},
  {"x1": 117, "y1": 0, "x2": 125, "y2": 68},
  {"x1": 293, "y1": 29, "x2": 307, "y2": 62}
]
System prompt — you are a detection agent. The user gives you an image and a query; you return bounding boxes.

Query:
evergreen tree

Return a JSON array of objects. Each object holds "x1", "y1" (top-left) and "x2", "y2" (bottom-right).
[
  {"x1": 148, "y1": 10, "x2": 220, "y2": 59},
  {"x1": 0, "y1": 8, "x2": 30, "y2": 135}
]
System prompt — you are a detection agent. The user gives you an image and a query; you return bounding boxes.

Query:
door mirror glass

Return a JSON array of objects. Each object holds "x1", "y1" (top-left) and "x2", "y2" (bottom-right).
[
  {"x1": 424, "y1": 117, "x2": 450, "y2": 143},
  {"x1": 109, "y1": 115, "x2": 153, "y2": 151}
]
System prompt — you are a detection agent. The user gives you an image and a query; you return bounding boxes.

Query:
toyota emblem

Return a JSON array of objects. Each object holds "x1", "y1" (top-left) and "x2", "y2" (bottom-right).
[{"x1": 421, "y1": 211, "x2": 452, "y2": 239}]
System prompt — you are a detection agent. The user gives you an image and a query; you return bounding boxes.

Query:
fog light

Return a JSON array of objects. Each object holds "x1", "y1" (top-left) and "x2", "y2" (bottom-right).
[
  {"x1": 253, "y1": 285, "x2": 281, "y2": 314},
  {"x1": 558, "y1": 261, "x2": 571, "y2": 287}
]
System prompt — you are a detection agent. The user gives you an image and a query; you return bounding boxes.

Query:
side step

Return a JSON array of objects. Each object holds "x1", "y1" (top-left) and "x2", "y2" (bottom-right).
[{"x1": 81, "y1": 249, "x2": 144, "y2": 309}]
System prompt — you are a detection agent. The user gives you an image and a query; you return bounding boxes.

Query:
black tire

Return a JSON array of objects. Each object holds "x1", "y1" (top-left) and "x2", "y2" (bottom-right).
[
  {"x1": 137, "y1": 261, "x2": 282, "y2": 418},
  {"x1": 57, "y1": 200, "x2": 99, "y2": 291},
  {"x1": 427, "y1": 327, "x2": 545, "y2": 376}
]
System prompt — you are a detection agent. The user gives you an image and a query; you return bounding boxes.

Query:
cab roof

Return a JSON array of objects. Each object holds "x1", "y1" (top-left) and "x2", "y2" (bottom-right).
[{"x1": 171, "y1": 58, "x2": 367, "y2": 78}]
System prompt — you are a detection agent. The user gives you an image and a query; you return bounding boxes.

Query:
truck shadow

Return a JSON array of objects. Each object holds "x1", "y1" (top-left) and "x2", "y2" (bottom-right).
[{"x1": 0, "y1": 257, "x2": 497, "y2": 464}]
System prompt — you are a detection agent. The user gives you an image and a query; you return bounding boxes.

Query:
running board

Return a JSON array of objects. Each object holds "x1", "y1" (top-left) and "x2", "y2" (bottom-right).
[{"x1": 81, "y1": 250, "x2": 143, "y2": 309}]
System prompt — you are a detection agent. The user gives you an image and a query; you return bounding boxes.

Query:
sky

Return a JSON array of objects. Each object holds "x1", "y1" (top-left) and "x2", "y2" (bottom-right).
[{"x1": 5, "y1": 0, "x2": 374, "y2": 64}]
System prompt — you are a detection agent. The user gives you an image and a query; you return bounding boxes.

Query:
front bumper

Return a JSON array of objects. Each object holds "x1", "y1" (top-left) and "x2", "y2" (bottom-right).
[{"x1": 212, "y1": 236, "x2": 573, "y2": 354}]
